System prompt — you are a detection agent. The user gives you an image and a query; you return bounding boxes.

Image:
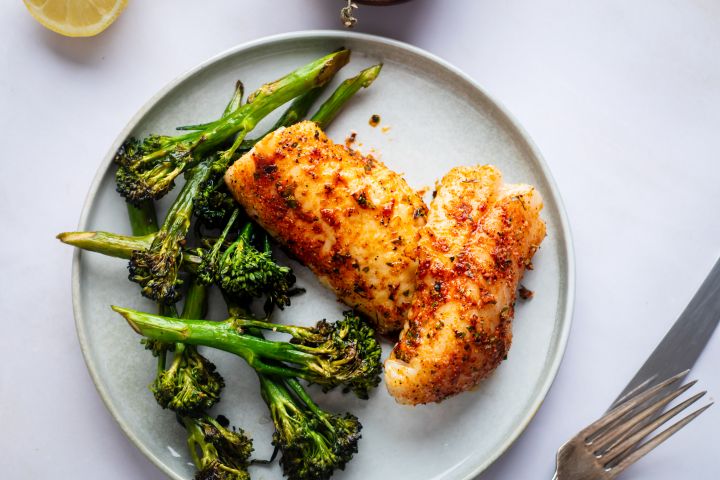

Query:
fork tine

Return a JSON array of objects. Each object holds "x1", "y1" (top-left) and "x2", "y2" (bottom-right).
[
  {"x1": 603, "y1": 392, "x2": 707, "y2": 465},
  {"x1": 590, "y1": 380, "x2": 697, "y2": 453},
  {"x1": 581, "y1": 370, "x2": 687, "y2": 438},
  {"x1": 611, "y1": 374, "x2": 659, "y2": 408},
  {"x1": 610, "y1": 403, "x2": 713, "y2": 475}
]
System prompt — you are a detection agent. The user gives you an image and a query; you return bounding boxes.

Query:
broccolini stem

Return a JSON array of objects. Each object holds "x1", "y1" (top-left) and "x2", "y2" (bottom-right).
[
  {"x1": 223, "y1": 80, "x2": 246, "y2": 117},
  {"x1": 176, "y1": 79, "x2": 245, "y2": 132},
  {"x1": 112, "y1": 307, "x2": 325, "y2": 381},
  {"x1": 283, "y1": 377, "x2": 341, "y2": 434},
  {"x1": 57, "y1": 231, "x2": 154, "y2": 258},
  {"x1": 284, "y1": 378, "x2": 321, "y2": 414},
  {"x1": 56, "y1": 230, "x2": 204, "y2": 271},
  {"x1": 263, "y1": 234, "x2": 272, "y2": 255},
  {"x1": 182, "y1": 415, "x2": 213, "y2": 467},
  {"x1": 156, "y1": 303, "x2": 179, "y2": 374},
  {"x1": 156, "y1": 348, "x2": 167, "y2": 375},
  {"x1": 220, "y1": 209, "x2": 241, "y2": 242},
  {"x1": 165, "y1": 342, "x2": 186, "y2": 374},
  {"x1": 258, "y1": 374, "x2": 298, "y2": 414},
  {"x1": 160, "y1": 160, "x2": 213, "y2": 242},
  {"x1": 238, "y1": 86, "x2": 327, "y2": 150},
  {"x1": 231, "y1": 317, "x2": 316, "y2": 341},
  {"x1": 182, "y1": 279, "x2": 209, "y2": 320},
  {"x1": 239, "y1": 222, "x2": 253, "y2": 243},
  {"x1": 127, "y1": 200, "x2": 159, "y2": 236},
  {"x1": 271, "y1": 86, "x2": 327, "y2": 130},
  {"x1": 311, "y1": 64, "x2": 383, "y2": 129},
  {"x1": 198, "y1": 50, "x2": 350, "y2": 164}
]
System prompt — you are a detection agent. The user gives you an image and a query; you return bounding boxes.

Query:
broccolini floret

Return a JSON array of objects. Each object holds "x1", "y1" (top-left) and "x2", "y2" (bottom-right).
[
  {"x1": 114, "y1": 134, "x2": 197, "y2": 204},
  {"x1": 194, "y1": 174, "x2": 238, "y2": 229},
  {"x1": 260, "y1": 376, "x2": 361, "y2": 480},
  {"x1": 152, "y1": 342, "x2": 224, "y2": 416},
  {"x1": 217, "y1": 226, "x2": 295, "y2": 310},
  {"x1": 183, "y1": 414, "x2": 253, "y2": 480},
  {"x1": 195, "y1": 211, "x2": 297, "y2": 311}
]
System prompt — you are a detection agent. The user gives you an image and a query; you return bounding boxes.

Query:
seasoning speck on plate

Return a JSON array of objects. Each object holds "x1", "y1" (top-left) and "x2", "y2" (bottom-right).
[
  {"x1": 369, "y1": 114, "x2": 381, "y2": 127},
  {"x1": 519, "y1": 285, "x2": 534, "y2": 300}
]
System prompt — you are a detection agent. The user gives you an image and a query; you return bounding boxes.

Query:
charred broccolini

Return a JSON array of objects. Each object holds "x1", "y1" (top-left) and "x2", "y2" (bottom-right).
[
  {"x1": 260, "y1": 376, "x2": 361, "y2": 480},
  {"x1": 221, "y1": 301, "x2": 364, "y2": 480},
  {"x1": 57, "y1": 51, "x2": 388, "y2": 480},
  {"x1": 115, "y1": 50, "x2": 350, "y2": 205},
  {"x1": 112, "y1": 307, "x2": 381, "y2": 399},
  {"x1": 149, "y1": 281, "x2": 224, "y2": 415},
  {"x1": 127, "y1": 160, "x2": 214, "y2": 304},
  {"x1": 195, "y1": 209, "x2": 296, "y2": 311},
  {"x1": 183, "y1": 414, "x2": 254, "y2": 480},
  {"x1": 57, "y1": 216, "x2": 298, "y2": 312}
]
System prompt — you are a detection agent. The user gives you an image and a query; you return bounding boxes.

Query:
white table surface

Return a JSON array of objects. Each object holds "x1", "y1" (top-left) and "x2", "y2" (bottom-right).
[{"x1": 2, "y1": 0, "x2": 719, "y2": 478}]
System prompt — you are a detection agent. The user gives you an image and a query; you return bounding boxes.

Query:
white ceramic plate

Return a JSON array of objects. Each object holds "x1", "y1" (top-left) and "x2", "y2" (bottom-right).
[{"x1": 73, "y1": 31, "x2": 574, "y2": 480}]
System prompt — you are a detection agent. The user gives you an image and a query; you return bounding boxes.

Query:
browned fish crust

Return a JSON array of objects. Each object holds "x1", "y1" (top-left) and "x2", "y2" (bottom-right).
[
  {"x1": 224, "y1": 121, "x2": 427, "y2": 334},
  {"x1": 385, "y1": 165, "x2": 546, "y2": 404}
]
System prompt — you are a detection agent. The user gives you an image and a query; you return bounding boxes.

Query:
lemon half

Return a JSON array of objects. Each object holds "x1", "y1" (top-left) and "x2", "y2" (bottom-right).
[{"x1": 23, "y1": 0, "x2": 128, "y2": 37}]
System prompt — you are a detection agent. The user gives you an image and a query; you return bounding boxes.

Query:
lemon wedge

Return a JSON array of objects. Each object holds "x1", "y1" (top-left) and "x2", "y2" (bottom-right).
[{"x1": 23, "y1": 0, "x2": 128, "y2": 37}]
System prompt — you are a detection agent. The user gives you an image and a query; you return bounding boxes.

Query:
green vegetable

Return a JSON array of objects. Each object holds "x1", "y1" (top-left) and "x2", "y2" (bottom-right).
[
  {"x1": 196, "y1": 216, "x2": 295, "y2": 311},
  {"x1": 127, "y1": 160, "x2": 214, "y2": 304},
  {"x1": 112, "y1": 307, "x2": 381, "y2": 398},
  {"x1": 311, "y1": 64, "x2": 383, "y2": 129},
  {"x1": 175, "y1": 80, "x2": 245, "y2": 131},
  {"x1": 194, "y1": 86, "x2": 327, "y2": 229},
  {"x1": 57, "y1": 49, "x2": 388, "y2": 479},
  {"x1": 260, "y1": 376, "x2": 361, "y2": 480},
  {"x1": 183, "y1": 414, "x2": 253, "y2": 480},
  {"x1": 56, "y1": 230, "x2": 202, "y2": 271},
  {"x1": 126, "y1": 200, "x2": 159, "y2": 236},
  {"x1": 189, "y1": 204, "x2": 299, "y2": 310},
  {"x1": 222, "y1": 302, "x2": 363, "y2": 480},
  {"x1": 149, "y1": 281, "x2": 224, "y2": 415},
  {"x1": 57, "y1": 216, "x2": 297, "y2": 311},
  {"x1": 114, "y1": 50, "x2": 350, "y2": 205}
]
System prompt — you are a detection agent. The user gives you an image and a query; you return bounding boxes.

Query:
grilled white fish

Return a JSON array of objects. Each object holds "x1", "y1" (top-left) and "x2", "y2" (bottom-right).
[
  {"x1": 224, "y1": 121, "x2": 427, "y2": 334},
  {"x1": 385, "y1": 165, "x2": 546, "y2": 405}
]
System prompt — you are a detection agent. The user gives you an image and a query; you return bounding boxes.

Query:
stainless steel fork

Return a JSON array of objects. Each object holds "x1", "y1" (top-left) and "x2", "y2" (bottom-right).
[{"x1": 553, "y1": 371, "x2": 712, "y2": 479}]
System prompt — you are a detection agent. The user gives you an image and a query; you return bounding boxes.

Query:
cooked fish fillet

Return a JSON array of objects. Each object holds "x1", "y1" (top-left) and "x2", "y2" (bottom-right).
[
  {"x1": 224, "y1": 121, "x2": 427, "y2": 334},
  {"x1": 385, "y1": 165, "x2": 546, "y2": 405}
]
